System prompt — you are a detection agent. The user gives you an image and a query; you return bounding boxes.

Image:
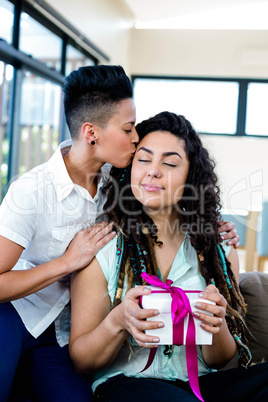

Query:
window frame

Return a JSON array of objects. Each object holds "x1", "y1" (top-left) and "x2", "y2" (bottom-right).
[
  {"x1": 0, "y1": 0, "x2": 109, "y2": 190},
  {"x1": 132, "y1": 75, "x2": 268, "y2": 138}
]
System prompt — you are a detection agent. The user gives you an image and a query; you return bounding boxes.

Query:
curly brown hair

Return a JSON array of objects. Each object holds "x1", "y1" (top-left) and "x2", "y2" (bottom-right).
[{"x1": 103, "y1": 111, "x2": 251, "y2": 367}]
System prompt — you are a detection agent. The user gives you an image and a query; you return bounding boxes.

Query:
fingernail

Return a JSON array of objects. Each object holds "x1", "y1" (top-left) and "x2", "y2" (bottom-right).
[
  {"x1": 154, "y1": 310, "x2": 160, "y2": 316},
  {"x1": 193, "y1": 311, "x2": 200, "y2": 317},
  {"x1": 158, "y1": 322, "x2": 164, "y2": 328},
  {"x1": 195, "y1": 302, "x2": 202, "y2": 308},
  {"x1": 199, "y1": 293, "x2": 203, "y2": 297},
  {"x1": 144, "y1": 287, "x2": 151, "y2": 292},
  {"x1": 153, "y1": 338, "x2": 159, "y2": 343},
  {"x1": 221, "y1": 236, "x2": 225, "y2": 240}
]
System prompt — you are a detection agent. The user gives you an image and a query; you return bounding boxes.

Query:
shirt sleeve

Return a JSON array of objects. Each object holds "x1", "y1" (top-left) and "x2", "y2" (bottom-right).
[
  {"x1": 0, "y1": 177, "x2": 37, "y2": 248},
  {"x1": 95, "y1": 236, "x2": 117, "y2": 283},
  {"x1": 221, "y1": 239, "x2": 232, "y2": 258}
]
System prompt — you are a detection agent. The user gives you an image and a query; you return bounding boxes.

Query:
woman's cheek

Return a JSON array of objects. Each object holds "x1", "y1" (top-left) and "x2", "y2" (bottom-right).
[{"x1": 130, "y1": 165, "x2": 141, "y2": 189}]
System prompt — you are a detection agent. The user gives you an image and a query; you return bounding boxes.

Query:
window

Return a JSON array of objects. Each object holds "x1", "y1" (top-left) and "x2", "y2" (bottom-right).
[
  {"x1": 246, "y1": 83, "x2": 268, "y2": 136},
  {"x1": 18, "y1": 70, "x2": 62, "y2": 175},
  {"x1": 0, "y1": 0, "x2": 107, "y2": 201},
  {"x1": 0, "y1": 61, "x2": 13, "y2": 199},
  {"x1": 66, "y1": 45, "x2": 95, "y2": 76},
  {"x1": 134, "y1": 78, "x2": 239, "y2": 134},
  {"x1": 0, "y1": 0, "x2": 14, "y2": 45},
  {"x1": 132, "y1": 76, "x2": 268, "y2": 137},
  {"x1": 19, "y1": 12, "x2": 62, "y2": 71}
]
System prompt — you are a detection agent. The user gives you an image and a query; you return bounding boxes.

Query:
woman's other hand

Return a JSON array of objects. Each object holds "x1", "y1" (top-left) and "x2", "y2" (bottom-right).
[
  {"x1": 218, "y1": 220, "x2": 240, "y2": 248},
  {"x1": 62, "y1": 221, "x2": 116, "y2": 273},
  {"x1": 193, "y1": 284, "x2": 227, "y2": 335},
  {"x1": 195, "y1": 284, "x2": 238, "y2": 368}
]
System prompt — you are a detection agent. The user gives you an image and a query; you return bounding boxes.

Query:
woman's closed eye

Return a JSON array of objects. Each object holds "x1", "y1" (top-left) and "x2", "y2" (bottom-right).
[
  {"x1": 138, "y1": 159, "x2": 151, "y2": 163},
  {"x1": 138, "y1": 159, "x2": 177, "y2": 167},
  {"x1": 163, "y1": 162, "x2": 177, "y2": 167}
]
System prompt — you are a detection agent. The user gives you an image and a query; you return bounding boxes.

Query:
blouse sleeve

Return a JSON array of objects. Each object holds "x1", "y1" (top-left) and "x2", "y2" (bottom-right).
[
  {"x1": 221, "y1": 240, "x2": 232, "y2": 258},
  {"x1": 95, "y1": 236, "x2": 118, "y2": 288}
]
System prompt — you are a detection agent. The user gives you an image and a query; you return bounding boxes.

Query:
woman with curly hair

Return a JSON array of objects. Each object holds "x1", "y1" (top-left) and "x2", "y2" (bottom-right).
[{"x1": 69, "y1": 111, "x2": 268, "y2": 401}]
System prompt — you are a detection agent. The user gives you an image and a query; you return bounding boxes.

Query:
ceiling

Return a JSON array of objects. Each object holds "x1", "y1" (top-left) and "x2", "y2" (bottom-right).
[{"x1": 123, "y1": 0, "x2": 268, "y2": 29}]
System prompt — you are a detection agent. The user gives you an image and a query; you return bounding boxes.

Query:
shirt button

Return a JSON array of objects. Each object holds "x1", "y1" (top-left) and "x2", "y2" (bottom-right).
[{"x1": 58, "y1": 303, "x2": 64, "y2": 309}]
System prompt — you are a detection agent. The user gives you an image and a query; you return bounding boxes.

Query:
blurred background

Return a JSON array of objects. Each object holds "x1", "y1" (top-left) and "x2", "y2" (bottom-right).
[{"x1": 0, "y1": 0, "x2": 267, "y2": 272}]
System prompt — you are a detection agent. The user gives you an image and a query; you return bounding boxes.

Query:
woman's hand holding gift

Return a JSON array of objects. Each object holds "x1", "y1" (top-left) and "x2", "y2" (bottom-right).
[
  {"x1": 193, "y1": 284, "x2": 227, "y2": 335},
  {"x1": 193, "y1": 284, "x2": 237, "y2": 368},
  {"x1": 117, "y1": 286, "x2": 164, "y2": 348}
]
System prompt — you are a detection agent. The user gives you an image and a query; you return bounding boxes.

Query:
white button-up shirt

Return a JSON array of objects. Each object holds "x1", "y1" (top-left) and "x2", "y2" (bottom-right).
[{"x1": 0, "y1": 140, "x2": 109, "y2": 346}]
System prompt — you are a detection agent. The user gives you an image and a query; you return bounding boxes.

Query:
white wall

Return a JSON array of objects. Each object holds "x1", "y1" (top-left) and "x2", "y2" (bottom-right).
[
  {"x1": 129, "y1": 29, "x2": 268, "y2": 78},
  {"x1": 48, "y1": 0, "x2": 134, "y2": 69},
  {"x1": 202, "y1": 135, "x2": 267, "y2": 212}
]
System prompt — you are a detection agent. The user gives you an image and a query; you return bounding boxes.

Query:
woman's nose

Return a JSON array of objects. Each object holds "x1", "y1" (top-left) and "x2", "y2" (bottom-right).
[
  {"x1": 132, "y1": 127, "x2": 139, "y2": 144},
  {"x1": 147, "y1": 168, "x2": 161, "y2": 178}
]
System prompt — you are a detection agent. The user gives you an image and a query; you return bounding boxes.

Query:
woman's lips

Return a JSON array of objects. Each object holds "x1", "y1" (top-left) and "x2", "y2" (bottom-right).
[{"x1": 142, "y1": 183, "x2": 163, "y2": 192}]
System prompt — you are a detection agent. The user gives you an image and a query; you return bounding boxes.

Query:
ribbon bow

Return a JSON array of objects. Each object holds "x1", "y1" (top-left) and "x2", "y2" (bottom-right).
[{"x1": 140, "y1": 272, "x2": 204, "y2": 402}]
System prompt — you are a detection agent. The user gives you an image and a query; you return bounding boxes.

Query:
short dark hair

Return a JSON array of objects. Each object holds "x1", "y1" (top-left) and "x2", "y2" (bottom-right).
[{"x1": 63, "y1": 65, "x2": 133, "y2": 139}]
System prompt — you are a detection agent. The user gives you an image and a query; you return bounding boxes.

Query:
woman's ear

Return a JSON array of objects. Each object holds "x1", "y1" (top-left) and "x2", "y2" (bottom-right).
[{"x1": 81, "y1": 122, "x2": 98, "y2": 145}]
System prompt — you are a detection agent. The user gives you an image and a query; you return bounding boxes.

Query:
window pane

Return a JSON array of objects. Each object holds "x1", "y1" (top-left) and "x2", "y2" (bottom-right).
[
  {"x1": 134, "y1": 79, "x2": 239, "y2": 134},
  {"x1": 18, "y1": 70, "x2": 62, "y2": 175},
  {"x1": 0, "y1": 62, "x2": 13, "y2": 200},
  {"x1": 66, "y1": 45, "x2": 95, "y2": 76},
  {"x1": 19, "y1": 12, "x2": 62, "y2": 71},
  {"x1": 0, "y1": 0, "x2": 14, "y2": 44},
  {"x1": 246, "y1": 83, "x2": 268, "y2": 136}
]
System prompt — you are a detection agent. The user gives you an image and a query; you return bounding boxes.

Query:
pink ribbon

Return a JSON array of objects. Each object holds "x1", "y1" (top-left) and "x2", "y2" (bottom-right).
[{"x1": 140, "y1": 272, "x2": 204, "y2": 402}]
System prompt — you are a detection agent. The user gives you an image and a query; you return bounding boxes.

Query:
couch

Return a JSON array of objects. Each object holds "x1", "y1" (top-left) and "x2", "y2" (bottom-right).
[{"x1": 239, "y1": 271, "x2": 268, "y2": 363}]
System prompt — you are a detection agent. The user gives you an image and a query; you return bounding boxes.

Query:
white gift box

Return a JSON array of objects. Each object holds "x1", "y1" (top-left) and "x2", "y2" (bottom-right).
[{"x1": 140, "y1": 286, "x2": 215, "y2": 345}]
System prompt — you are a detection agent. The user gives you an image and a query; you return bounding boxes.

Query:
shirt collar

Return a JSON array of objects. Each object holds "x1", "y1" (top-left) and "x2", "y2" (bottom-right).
[
  {"x1": 168, "y1": 235, "x2": 192, "y2": 283},
  {"x1": 47, "y1": 140, "x2": 74, "y2": 202},
  {"x1": 47, "y1": 139, "x2": 110, "y2": 203}
]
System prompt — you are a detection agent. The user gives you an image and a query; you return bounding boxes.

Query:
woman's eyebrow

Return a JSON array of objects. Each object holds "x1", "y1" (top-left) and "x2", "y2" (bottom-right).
[
  {"x1": 137, "y1": 146, "x2": 153, "y2": 154},
  {"x1": 162, "y1": 151, "x2": 182, "y2": 159},
  {"x1": 137, "y1": 147, "x2": 182, "y2": 159},
  {"x1": 123, "y1": 121, "x2": 135, "y2": 126}
]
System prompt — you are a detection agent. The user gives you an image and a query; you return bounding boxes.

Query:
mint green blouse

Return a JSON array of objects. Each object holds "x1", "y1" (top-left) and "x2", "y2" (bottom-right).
[{"x1": 92, "y1": 235, "x2": 231, "y2": 393}]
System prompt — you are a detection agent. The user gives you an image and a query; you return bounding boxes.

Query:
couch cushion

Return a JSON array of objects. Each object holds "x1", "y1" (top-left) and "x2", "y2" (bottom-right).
[{"x1": 239, "y1": 272, "x2": 268, "y2": 363}]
